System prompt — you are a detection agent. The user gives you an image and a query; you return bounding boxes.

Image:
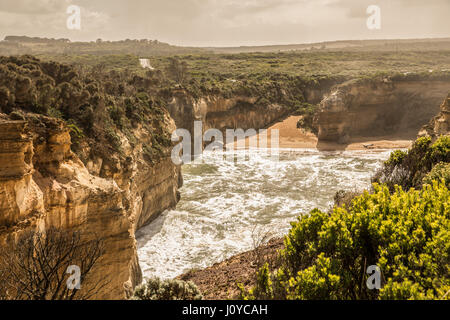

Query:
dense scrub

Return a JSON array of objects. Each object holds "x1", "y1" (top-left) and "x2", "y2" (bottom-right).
[
  {"x1": 149, "y1": 51, "x2": 450, "y2": 115},
  {"x1": 132, "y1": 278, "x2": 203, "y2": 300},
  {"x1": 0, "y1": 55, "x2": 173, "y2": 163},
  {"x1": 296, "y1": 103, "x2": 318, "y2": 134},
  {"x1": 423, "y1": 162, "x2": 450, "y2": 189},
  {"x1": 242, "y1": 181, "x2": 449, "y2": 300},
  {"x1": 3, "y1": 38, "x2": 450, "y2": 130},
  {"x1": 372, "y1": 136, "x2": 450, "y2": 191},
  {"x1": 28, "y1": 49, "x2": 450, "y2": 132}
]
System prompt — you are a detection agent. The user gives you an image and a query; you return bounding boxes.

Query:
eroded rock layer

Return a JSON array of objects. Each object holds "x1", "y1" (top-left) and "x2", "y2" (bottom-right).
[
  {"x1": 167, "y1": 91, "x2": 290, "y2": 139},
  {"x1": 0, "y1": 114, "x2": 181, "y2": 299},
  {"x1": 314, "y1": 79, "x2": 450, "y2": 143},
  {"x1": 419, "y1": 94, "x2": 450, "y2": 139}
]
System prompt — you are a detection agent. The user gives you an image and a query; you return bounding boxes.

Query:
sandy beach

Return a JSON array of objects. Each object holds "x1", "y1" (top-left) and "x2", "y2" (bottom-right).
[{"x1": 230, "y1": 115, "x2": 413, "y2": 151}]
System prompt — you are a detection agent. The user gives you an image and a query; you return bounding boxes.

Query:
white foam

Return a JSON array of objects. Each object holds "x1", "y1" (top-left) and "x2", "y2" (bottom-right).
[{"x1": 136, "y1": 148, "x2": 391, "y2": 279}]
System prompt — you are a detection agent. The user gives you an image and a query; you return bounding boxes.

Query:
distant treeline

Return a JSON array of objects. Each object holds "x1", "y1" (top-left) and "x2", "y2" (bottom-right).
[
  {"x1": 4, "y1": 36, "x2": 70, "y2": 43},
  {"x1": 3, "y1": 36, "x2": 450, "y2": 57},
  {"x1": 0, "y1": 36, "x2": 209, "y2": 56}
]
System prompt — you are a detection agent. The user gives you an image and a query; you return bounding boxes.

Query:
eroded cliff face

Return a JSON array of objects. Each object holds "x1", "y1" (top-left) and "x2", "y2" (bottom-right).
[
  {"x1": 0, "y1": 113, "x2": 181, "y2": 299},
  {"x1": 166, "y1": 91, "x2": 289, "y2": 138},
  {"x1": 78, "y1": 120, "x2": 182, "y2": 232},
  {"x1": 419, "y1": 94, "x2": 450, "y2": 139},
  {"x1": 314, "y1": 79, "x2": 450, "y2": 143}
]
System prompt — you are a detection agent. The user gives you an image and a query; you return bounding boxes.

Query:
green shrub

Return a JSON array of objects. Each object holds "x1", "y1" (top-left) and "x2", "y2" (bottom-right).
[
  {"x1": 105, "y1": 126, "x2": 121, "y2": 150},
  {"x1": 240, "y1": 263, "x2": 274, "y2": 300},
  {"x1": 423, "y1": 162, "x2": 450, "y2": 188},
  {"x1": 243, "y1": 181, "x2": 450, "y2": 300},
  {"x1": 373, "y1": 135, "x2": 450, "y2": 191},
  {"x1": 430, "y1": 136, "x2": 450, "y2": 163},
  {"x1": 131, "y1": 278, "x2": 203, "y2": 300},
  {"x1": 385, "y1": 150, "x2": 407, "y2": 167},
  {"x1": 47, "y1": 107, "x2": 63, "y2": 119},
  {"x1": 67, "y1": 123, "x2": 84, "y2": 139},
  {"x1": 0, "y1": 55, "x2": 173, "y2": 164}
]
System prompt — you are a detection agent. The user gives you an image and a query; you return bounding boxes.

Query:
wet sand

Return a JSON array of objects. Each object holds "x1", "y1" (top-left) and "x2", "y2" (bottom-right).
[{"x1": 230, "y1": 115, "x2": 413, "y2": 151}]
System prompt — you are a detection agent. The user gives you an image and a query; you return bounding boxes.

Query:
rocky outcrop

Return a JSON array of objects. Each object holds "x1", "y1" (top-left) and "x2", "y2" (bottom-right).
[
  {"x1": 0, "y1": 119, "x2": 37, "y2": 226},
  {"x1": 0, "y1": 113, "x2": 181, "y2": 299},
  {"x1": 166, "y1": 91, "x2": 290, "y2": 139},
  {"x1": 419, "y1": 94, "x2": 450, "y2": 139},
  {"x1": 314, "y1": 78, "x2": 450, "y2": 143},
  {"x1": 164, "y1": 75, "x2": 344, "y2": 147}
]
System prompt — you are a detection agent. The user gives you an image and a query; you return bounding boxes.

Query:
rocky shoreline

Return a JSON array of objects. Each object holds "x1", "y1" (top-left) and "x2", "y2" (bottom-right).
[{"x1": 178, "y1": 238, "x2": 284, "y2": 300}]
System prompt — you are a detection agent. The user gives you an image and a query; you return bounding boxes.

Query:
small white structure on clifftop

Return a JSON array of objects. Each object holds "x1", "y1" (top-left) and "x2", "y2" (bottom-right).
[{"x1": 139, "y1": 58, "x2": 155, "y2": 70}]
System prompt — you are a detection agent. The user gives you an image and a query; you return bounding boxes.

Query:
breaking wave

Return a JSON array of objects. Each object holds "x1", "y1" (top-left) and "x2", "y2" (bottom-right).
[{"x1": 137, "y1": 148, "x2": 391, "y2": 279}]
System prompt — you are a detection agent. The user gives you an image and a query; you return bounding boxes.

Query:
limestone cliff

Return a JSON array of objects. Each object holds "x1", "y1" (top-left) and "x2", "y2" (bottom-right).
[
  {"x1": 314, "y1": 78, "x2": 450, "y2": 143},
  {"x1": 0, "y1": 56, "x2": 183, "y2": 300},
  {"x1": 419, "y1": 94, "x2": 450, "y2": 139},
  {"x1": 0, "y1": 113, "x2": 181, "y2": 299},
  {"x1": 165, "y1": 77, "x2": 341, "y2": 140},
  {"x1": 166, "y1": 90, "x2": 290, "y2": 138}
]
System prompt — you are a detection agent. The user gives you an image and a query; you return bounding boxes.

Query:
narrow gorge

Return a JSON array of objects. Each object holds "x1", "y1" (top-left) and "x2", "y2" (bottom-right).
[
  {"x1": 165, "y1": 75, "x2": 450, "y2": 147},
  {"x1": 0, "y1": 0, "x2": 449, "y2": 303},
  {"x1": 0, "y1": 54, "x2": 449, "y2": 300},
  {"x1": 136, "y1": 74, "x2": 450, "y2": 285}
]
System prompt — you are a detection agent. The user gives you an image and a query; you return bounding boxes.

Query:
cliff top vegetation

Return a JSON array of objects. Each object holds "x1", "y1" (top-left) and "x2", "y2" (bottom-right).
[
  {"x1": 0, "y1": 55, "x2": 173, "y2": 168},
  {"x1": 242, "y1": 134, "x2": 450, "y2": 300}
]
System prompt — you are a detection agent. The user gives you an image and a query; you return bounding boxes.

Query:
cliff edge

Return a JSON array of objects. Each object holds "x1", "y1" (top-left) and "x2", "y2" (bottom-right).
[{"x1": 0, "y1": 56, "x2": 182, "y2": 299}]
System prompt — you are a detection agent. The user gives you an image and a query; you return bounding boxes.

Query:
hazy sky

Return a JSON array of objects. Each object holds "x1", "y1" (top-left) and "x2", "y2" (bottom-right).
[{"x1": 0, "y1": 0, "x2": 449, "y2": 47}]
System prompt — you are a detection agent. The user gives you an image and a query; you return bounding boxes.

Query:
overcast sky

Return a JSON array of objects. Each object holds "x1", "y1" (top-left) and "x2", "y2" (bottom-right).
[{"x1": 0, "y1": 0, "x2": 449, "y2": 47}]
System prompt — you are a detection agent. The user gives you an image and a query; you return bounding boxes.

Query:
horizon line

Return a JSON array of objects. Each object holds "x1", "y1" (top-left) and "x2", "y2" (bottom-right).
[{"x1": 3, "y1": 35, "x2": 450, "y2": 49}]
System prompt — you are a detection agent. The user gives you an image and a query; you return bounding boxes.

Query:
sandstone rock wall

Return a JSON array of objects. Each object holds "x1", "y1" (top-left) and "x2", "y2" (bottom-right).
[
  {"x1": 166, "y1": 91, "x2": 290, "y2": 139},
  {"x1": 0, "y1": 114, "x2": 181, "y2": 299},
  {"x1": 314, "y1": 79, "x2": 450, "y2": 143},
  {"x1": 419, "y1": 94, "x2": 450, "y2": 139}
]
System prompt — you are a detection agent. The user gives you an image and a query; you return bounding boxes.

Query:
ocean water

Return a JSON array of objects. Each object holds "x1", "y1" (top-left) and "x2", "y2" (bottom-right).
[{"x1": 136, "y1": 148, "x2": 391, "y2": 280}]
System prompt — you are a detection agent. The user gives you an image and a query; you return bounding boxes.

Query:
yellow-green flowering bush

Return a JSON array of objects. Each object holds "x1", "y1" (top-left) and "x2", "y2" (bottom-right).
[
  {"x1": 244, "y1": 181, "x2": 449, "y2": 300},
  {"x1": 423, "y1": 162, "x2": 450, "y2": 188}
]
